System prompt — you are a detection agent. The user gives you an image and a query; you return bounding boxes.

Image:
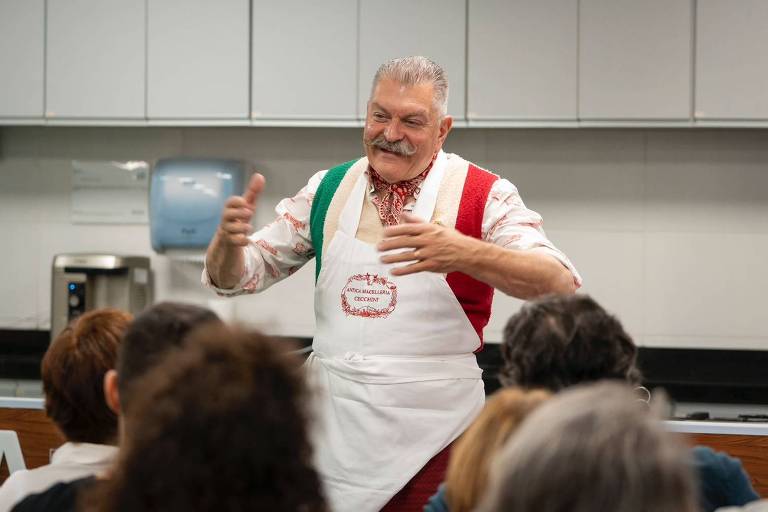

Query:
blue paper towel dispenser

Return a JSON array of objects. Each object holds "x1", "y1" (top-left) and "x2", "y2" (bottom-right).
[{"x1": 150, "y1": 158, "x2": 246, "y2": 252}]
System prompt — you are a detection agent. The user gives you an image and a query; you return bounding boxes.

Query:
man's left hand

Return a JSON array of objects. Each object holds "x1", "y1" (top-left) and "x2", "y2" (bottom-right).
[{"x1": 378, "y1": 213, "x2": 476, "y2": 276}]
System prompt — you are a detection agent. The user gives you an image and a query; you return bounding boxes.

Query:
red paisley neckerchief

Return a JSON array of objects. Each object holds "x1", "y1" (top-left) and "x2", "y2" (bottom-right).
[{"x1": 368, "y1": 158, "x2": 435, "y2": 226}]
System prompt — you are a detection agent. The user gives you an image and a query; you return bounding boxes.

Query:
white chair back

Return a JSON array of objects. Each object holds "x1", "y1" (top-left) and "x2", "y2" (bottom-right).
[{"x1": 0, "y1": 430, "x2": 26, "y2": 473}]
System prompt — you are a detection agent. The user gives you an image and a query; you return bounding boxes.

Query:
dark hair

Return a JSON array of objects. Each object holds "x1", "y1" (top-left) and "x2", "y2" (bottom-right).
[
  {"x1": 42, "y1": 308, "x2": 132, "y2": 444},
  {"x1": 86, "y1": 325, "x2": 326, "y2": 512},
  {"x1": 499, "y1": 294, "x2": 641, "y2": 391},
  {"x1": 116, "y1": 301, "x2": 220, "y2": 412}
]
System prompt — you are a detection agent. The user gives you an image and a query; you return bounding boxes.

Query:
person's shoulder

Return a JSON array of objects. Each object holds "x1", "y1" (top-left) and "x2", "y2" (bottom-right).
[
  {"x1": 311, "y1": 157, "x2": 364, "y2": 200},
  {"x1": 447, "y1": 152, "x2": 499, "y2": 179},
  {"x1": 693, "y1": 445, "x2": 744, "y2": 473},
  {"x1": 716, "y1": 500, "x2": 768, "y2": 512},
  {"x1": 324, "y1": 158, "x2": 363, "y2": 180},
  {"x1": 0, "y1": 469, "x2": 28, "y2": 492},
  {"x1": 424, "y1": 483, "x2": 450, "y2": 512},
  {"x1": 306, "y1": 158, "x2": 363, "y2": 191},
  {"x1": 0, "y1": 470, "x2": 29, "y2": 507},
  {"x1": 693, "y1": 445, "x2": 760, "y2": 510},
  {"x1": 0, "y1": 465, "x2": 65, "y2": 509},
  {"x1": 450, "y1": 155, "x2": 508, "y2": 200},
  {"x1": 10, "y1": 476, "x2": 96, "y2": 512}
]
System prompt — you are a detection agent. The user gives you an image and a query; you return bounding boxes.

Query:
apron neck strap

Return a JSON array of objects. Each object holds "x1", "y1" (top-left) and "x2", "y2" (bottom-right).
[
  {"x1": 411, "y1": 150, "x2": 446, "y2": 222},
  {"x1": 339, "y1": 151, "x2": 447, "y2": 235}
]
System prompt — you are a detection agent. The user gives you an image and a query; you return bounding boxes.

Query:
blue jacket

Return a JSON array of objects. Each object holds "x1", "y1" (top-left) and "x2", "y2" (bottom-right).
[
  {"x1": 424, "y1": 483, "x2": 449, "y2": 512},
  {"x1": 422, "y1": 447, "x2": 759, "y2": 512},
  {"x1": 694, "y1": 445, "x2": 760, "y2": 512}
]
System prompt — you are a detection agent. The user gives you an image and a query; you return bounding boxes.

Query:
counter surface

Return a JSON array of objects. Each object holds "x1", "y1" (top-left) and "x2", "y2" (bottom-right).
[
  {"x1": 665, "y1": 420, "x2": 768, "y2": 436},
  {"x1": 0, "y1": 397, "x2": 43, "y2": 409},
  {"x1": 1, "y1": 400, "x2": 767, "y2": 434}
]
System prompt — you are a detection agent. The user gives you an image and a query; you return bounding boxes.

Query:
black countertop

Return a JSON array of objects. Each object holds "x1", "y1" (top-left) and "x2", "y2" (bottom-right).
[{"x1": 2, "y1": 329, "x2": 766, "y2": 405}]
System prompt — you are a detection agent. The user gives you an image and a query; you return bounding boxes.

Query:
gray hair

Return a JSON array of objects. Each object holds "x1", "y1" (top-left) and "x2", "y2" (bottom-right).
[
  {"x1": 476, "y1": 382, "x2": 698, "y2": 512},
  {"x1": 370, "y1": 56, "x2": 449, "y2": 116}
]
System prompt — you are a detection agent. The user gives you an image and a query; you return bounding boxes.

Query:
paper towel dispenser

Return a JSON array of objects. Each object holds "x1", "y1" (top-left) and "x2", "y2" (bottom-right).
[
  {"x1": 149, "y1": 158, "x2": 246, "y2": 252},
  {"x1": 51, "y1": 254, "x2": 152, "y2": 341}
]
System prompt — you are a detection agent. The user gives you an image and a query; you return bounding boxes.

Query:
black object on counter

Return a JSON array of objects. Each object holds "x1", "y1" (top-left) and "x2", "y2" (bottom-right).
[
  {"x1": 638, "y1": 347, "x2": 768, "y2": 405},
  {"x1": 0, "y1": 329, "x2": 50, "y2": 379},
  {"x1": 2, "y1": 332, "x2": 767, "y2": 406}
]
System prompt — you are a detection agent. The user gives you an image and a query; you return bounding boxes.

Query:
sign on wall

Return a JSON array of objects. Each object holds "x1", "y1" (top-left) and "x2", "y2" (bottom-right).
[{"x1": 71, "y1": 160, "x2": 149, "y2": 224}]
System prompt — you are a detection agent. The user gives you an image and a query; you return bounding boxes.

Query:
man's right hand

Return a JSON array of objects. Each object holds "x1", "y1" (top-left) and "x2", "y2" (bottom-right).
[
  {"x1": 205, "y1": 173, "x2": 265, "y2": 289},
  {"x1": 217, "y1": 173, "x2": 265, "y2": 247}
]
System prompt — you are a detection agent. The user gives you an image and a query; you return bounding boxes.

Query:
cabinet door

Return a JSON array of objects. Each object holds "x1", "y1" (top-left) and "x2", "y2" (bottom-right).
[
  {"x1": 696, "y1": 0, "x2": 768, "y2": 120},
  {"x1": 252, "y1": 0, "x2": 357, "y2": 120},
  {"x1": 46, "y1": 0, "x2": 145, "y2": 119},
  {"x1": 148, "y1": 0, "x2": 249, "y2": 119},
  {"x1": 579, "y1": 0, "x2": 692, "y2": 120},
  {"x1": 467, "y1": 0, "x2": 577, "y2": 121},
  {"x1": 358, "y1": 0, "x2": 466, "y2": 120},
  {"x1": 0, "y1": 0, "x2": 44, "y2": 117}
]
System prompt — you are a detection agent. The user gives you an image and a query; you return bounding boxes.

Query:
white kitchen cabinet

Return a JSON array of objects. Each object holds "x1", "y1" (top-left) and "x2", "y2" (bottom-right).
[
  {"x1": 46, "y1": 0, "x2": 145, "y2": 119},
  {"x1": 467, "y1": 0, "x2": 577, "y2": 121},
  {"x1": 147, "y1": 0, "x2": 249, "y2": 119},
  {"x1": 358, "y1": 0, "x2": 466, "y2": 120},
  {"x1": 0, "y1": 0, "x2": 44, "y2": 118},
  {"x1": 251, "y1": 0, "x2": 357, "y2": 120},
  {"x1": 696, "y1": 0, "x2": 768, "y2": 120},
  {"x1": 579, "y1": 0, "x2": 692, "y2": 120}
]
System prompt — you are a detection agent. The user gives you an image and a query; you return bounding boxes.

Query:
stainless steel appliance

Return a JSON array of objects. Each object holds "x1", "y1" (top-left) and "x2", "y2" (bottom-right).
[{"x1": 51, "y1": 254, "x2": 152, "y2": 340}]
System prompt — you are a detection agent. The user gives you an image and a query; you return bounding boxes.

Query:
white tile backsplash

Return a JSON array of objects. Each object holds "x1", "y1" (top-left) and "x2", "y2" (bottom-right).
[
  {"x1": 484, "y1": 129, "x2": 647, "y2": 231},
  {"x1": 485, "y1": 229, "x2": 646, "y2": 343},
  {"x1": 0, "y1": 222, "x2": 41, "y2": 328},
  {"x1": 0, "y1": 157, "x2": 43, "y2": 223},
  {"x1": 644, "y1": 232, "x2": 768, "y2": 346},
  {"x1": 550, "y1": 230, "x2": 646, "y2": 340},
  {"x1": 1, "y1": 126, "x2": 766, "y2": 350},
  {"x1": 646, "y1": 130, "x2": 768, "y2": 234},
  {"x1": 36, "y1": 158, "x2": 83, "y2": 223}
]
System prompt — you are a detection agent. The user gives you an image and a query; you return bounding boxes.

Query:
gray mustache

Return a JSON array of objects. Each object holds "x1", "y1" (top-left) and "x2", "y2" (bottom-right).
[{"x1": 365, "y1": 134, "x2": 417, "y2": 157}]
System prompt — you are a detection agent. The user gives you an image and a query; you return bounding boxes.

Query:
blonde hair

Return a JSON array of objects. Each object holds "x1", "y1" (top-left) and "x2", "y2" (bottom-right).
[
  {"x1": 445, "y1": 387, "x2": 551, "y2": 512},
  {"x1": 477, "y1": 382, "x2": 697, "y2": 512}
]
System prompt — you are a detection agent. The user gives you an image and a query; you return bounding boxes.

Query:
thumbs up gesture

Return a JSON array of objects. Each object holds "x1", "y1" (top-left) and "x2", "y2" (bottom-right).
[{"x1": 217, "y1": 173, "x2": 265, "y2": 247}]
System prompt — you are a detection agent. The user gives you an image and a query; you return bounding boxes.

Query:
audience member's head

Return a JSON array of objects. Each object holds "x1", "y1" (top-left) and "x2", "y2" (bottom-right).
[
  {"x1": 88, "y1": 325, "x2": 326, "y2": 512},
  {"x1": 42, "y1": 308, "x2": 132, "y2": 444},
  {"x1": 445, "y1": 388, "x2": 550, "y2": 512},
  {"x1": 500, "y1": 294, "x2": 641, "y2": 391},
  {"x1": 477, "y1": 382, "x2": 697, "y2": 512},
  {"x1": 105, "y1": 301, "x2": 221, "y2": 416}
]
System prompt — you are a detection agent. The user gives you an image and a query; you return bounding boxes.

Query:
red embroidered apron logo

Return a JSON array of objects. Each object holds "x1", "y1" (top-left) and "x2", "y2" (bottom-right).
[{"x1": 340, "y1": 273, "x2": 398, "y2": 318}]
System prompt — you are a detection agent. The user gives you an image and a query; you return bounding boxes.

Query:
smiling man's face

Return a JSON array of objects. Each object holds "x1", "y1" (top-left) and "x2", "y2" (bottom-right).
[{"x1": 363, "y1": 78, "x2": 452, "y2": 183}]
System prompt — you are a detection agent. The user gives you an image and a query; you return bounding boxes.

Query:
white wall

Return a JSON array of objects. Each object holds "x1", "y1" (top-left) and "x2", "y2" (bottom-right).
[{"x1": 1, "y1": 126, "x2": 767, "y2": 348}]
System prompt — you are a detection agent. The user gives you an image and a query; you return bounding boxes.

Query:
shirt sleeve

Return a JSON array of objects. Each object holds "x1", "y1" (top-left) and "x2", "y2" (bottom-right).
[
  {"x1": 482, "y1": 178, "x2": 582, "y2": 288},
  {"x1": 692, "y1": 446, "x2": 760, "y2": 512},
  {"x1": 0, "y1": 471, "x2": 26, "y2": 511},
  {"x1": 201, "y1": 170, "x2": 327, "y2": 296}
]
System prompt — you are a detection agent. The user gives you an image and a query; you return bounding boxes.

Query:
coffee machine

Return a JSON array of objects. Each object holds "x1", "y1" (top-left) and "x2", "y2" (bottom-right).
[{"x1": 51, "y1": 254, "x2": 152, "y2": 341}]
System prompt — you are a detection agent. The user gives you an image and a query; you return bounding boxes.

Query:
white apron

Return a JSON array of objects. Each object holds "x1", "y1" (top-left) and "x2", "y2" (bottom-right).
[{"x1": 306, "y1": 151, "x2": 486, "y2": 512}]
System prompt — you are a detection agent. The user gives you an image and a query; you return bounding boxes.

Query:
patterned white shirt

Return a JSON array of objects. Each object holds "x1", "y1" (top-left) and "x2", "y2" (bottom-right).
[{"x1": 202, "y1": 169, "x2": 581, "y2": 295}]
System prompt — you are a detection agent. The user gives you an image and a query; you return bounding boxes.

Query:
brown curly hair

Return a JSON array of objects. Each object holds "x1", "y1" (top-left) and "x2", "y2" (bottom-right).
[
  {"x1": 500, "y1": 294, "x2": 641, "y2": 391},
  {"x1": 84, "y1": 325, "x2": 326, "y2": 512}
]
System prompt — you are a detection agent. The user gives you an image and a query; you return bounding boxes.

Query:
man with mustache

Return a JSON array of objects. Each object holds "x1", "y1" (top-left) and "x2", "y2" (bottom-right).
[{"x1": 203, "y1": 56, "x2": 581, "y2": 512}]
